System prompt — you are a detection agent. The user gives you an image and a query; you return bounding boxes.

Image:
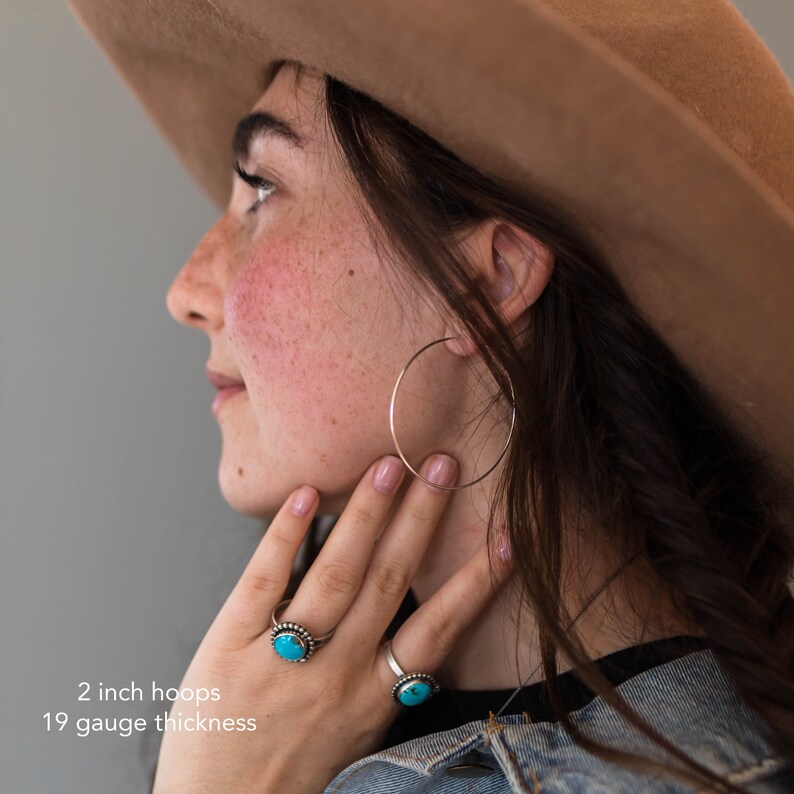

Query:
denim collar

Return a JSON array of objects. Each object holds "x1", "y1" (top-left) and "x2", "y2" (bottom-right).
[{"x1": 325, "y1": 649, "x2": 786, "y2": 793}]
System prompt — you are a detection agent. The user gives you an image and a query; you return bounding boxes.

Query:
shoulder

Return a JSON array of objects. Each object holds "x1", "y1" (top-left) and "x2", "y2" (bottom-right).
[{"x1": 324, "y1": 650, "x2": 788, "y2": 793}]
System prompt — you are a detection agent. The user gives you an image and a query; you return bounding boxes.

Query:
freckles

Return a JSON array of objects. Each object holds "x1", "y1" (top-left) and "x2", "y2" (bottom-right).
[
  {"x1": 222, "y1": 209, "x2": 394, "y2": 441},
  {"x1": 225, "y1": 240, "x2": 311, "y2": 364}
]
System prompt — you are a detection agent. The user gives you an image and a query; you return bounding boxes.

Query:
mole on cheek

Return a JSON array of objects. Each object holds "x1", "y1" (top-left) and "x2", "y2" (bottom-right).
[
  {"x1": 237, "y1": 467, "x2": 244, "y2": 476},
  {"x1": 348, "y1": 269, "x2": 354, "y2": 276}
]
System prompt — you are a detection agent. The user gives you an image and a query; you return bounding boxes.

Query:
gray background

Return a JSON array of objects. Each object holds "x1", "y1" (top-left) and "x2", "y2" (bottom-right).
[{"x1": 1, "y1": 3, "x2": 791, "y2": 793}]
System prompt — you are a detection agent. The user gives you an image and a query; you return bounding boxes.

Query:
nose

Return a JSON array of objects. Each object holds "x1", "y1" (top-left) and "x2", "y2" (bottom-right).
[{"x1": 166, "y1": 215, "x2": 229, "y2": 332}]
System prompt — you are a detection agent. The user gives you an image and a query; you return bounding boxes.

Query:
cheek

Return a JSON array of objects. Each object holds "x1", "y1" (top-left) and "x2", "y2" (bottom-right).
[
  {"x1": 224, "y1": 239, "x2": 332, "y2": 400},
  {"x1": 223, "y1": 234, "x2": 398, "y2": 438}
]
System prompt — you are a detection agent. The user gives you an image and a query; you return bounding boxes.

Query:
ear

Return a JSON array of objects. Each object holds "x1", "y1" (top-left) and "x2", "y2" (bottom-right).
[{"x1": 444, "y1": 221, "x2": 555, "y2": 356}]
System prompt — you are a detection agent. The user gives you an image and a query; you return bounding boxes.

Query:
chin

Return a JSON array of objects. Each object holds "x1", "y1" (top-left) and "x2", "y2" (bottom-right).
[
  {"x1": 220, "y1": 473, "x2": 353, "y2": 518},
  {"x1": 215, "y1": 437, "x2": 372, "y2": 518},
  {"x1": 219, "y1": 487, "x2": 282, "y2": 519},
  {"x1": 217, "y1": 463, "x2": 290, "y2": 519}
]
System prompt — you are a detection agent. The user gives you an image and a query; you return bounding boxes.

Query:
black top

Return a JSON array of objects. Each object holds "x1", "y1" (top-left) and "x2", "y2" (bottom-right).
[{"x1": 381, "y1": 592, "x2": 712, "y2": 749}]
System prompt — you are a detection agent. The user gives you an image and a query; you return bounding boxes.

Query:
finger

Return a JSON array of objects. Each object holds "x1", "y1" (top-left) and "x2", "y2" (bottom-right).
[
  {"x1": 283, "y1": 455, "x2": 407, "y2": 634},
  {"x1": 341, "y1": 453, "x2": 458, "y2": 641},
  {"x1": 216, "y1": 485, "x2": 319, "y2": 642},
  {"x1": 385, "y1": 541, "x2": 512, "y2": 679}
]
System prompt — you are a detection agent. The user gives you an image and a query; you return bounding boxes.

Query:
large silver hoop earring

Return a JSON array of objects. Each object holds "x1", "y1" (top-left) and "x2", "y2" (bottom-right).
[{"x1": 388, "y1": 336, "x2": 516, "y2": 490}]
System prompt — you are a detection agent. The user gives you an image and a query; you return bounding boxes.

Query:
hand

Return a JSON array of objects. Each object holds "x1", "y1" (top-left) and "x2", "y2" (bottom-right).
[{"x1": 151, "y1": 453, "x2": 511, "y2": 794}]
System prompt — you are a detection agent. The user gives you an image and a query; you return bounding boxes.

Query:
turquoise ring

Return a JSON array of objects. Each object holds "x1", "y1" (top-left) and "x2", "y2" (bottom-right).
[
  {"x1": 384, "y1": 640, "x2": 441, "y2": 706},
  {"x1": 270, "y1": 599, "x2": 335, "y2": 663}
]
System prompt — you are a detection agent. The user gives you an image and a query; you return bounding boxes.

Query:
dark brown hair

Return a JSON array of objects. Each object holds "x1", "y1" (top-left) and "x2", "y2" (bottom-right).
[{"x1": 282, "y1": 60, "x2": 794, "y2": 790}]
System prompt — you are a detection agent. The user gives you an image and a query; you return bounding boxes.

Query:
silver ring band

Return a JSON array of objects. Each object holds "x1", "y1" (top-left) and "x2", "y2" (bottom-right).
[
  {"x1": 384, "y1": 639, "x2": 407, "y2": 677},
  {"x1": 383, "y1": 640, "x2": 441, "y2": 706}
]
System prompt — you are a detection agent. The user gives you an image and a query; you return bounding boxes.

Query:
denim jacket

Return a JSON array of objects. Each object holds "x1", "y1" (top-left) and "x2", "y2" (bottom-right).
[{"x1": 323, "y1": 650, "x2": 792, "y2": 793}]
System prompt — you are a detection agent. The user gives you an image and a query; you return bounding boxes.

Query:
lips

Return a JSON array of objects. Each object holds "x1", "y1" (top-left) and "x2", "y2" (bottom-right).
[
  {"x1": 211, "y1": 384, "x2": 246, "y2": 415},
  {"x1": 206, "y1": 365, "x2": 247, "y2": 415},
  {"x1": 205, "y1": 365, "x2": 245, "y2": 389}
]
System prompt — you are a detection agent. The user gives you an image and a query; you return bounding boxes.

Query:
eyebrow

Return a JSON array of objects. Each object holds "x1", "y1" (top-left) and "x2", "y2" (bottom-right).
[{"x1": 232, "y1": 111, "x2": 306, "y2": 163}]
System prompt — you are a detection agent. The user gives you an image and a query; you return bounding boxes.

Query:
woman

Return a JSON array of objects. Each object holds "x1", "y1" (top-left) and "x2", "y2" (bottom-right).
[{"x1": 68, "y1": 0, "x2": 794, "y2": 791}]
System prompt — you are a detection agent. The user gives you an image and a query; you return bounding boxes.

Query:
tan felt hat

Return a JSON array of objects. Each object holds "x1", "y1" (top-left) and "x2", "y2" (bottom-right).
[{"x1": 67, "y1": 0, "x2": 794, "y2": 479}]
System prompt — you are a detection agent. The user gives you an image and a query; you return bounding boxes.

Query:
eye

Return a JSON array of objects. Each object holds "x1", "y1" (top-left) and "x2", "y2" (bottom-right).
[{"x1": 234, "y1": 161, "x2": 278, "y2": 213}]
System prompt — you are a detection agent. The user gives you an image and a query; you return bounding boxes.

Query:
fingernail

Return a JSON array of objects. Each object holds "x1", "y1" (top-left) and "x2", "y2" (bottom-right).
[
  {"x1": 372, "y1": 455, "x2": 404, "y2": 493},
  {"x1": 422, "y1": 454, "x2": 458, "y2": 487},
  {"x1": 291, "y1": 485, "x2": 318, "y2": 517}
]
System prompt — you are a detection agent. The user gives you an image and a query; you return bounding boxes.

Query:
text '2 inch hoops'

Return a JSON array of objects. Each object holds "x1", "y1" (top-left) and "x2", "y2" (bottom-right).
[{"x1": 389, "y1": 337, "x2": 516, "y2": 490}]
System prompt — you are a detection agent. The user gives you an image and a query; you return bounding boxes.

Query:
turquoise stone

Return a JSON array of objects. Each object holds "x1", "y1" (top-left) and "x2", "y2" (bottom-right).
[
  {"x1": 398, "y1": 681, "x2": 432, "y2": 706},
  {"x1": 274, "y1": 633, "x2": 306, "y2": 661}
]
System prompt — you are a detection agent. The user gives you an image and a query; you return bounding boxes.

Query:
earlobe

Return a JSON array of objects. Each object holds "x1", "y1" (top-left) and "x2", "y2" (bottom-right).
[{"x1": 444, "y1": 333, "x2": 478, "y2": 357}]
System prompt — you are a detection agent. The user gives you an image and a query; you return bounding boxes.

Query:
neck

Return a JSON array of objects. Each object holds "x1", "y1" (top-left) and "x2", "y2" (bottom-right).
[{"x1": 409, "y1": 473, "x2": 700, "y2": 691}]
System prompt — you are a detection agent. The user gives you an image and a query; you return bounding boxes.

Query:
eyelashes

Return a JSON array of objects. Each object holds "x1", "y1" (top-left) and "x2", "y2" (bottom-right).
[{"x1": 233, "y1": 160, "x2": 278, "y2": 212}]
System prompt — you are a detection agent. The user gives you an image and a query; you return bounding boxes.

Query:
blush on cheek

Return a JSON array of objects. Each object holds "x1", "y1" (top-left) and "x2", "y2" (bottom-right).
[
  {"x1": 224, "y1": 241, "x2": 312, "y2": 365},
  {"x1": 220, "y1": 228, "x2": 408, "y2": 497},
  {"x1": 223, "y1": 241, "x2": 350, "y2": 421}
]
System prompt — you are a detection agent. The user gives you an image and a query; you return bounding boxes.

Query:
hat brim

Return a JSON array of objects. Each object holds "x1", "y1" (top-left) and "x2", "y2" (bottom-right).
[{"x1": 68, "y1": 0, "x2": 794, "y2": 479}]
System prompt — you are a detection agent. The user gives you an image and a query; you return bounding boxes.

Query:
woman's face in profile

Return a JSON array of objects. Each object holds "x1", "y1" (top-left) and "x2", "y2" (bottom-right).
[{"x1": 166, "y1": 64, "x2": 460, "y2": 517}]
